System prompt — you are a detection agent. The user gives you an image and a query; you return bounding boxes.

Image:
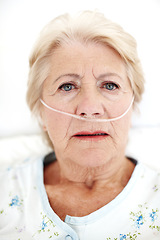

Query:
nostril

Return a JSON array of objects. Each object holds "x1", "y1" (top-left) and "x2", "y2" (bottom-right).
[
  {"x1": 80, "y1": 112, "x2": 101, "y2": 118},
  {"x1": 80, "y1": 113, "x2": 87, "y2": 117}
]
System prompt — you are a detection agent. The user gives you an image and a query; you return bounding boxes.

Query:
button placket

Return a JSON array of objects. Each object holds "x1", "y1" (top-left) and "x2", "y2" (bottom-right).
[{"x1": 65, "y1": 235, "x2": 73, "y2": 240}]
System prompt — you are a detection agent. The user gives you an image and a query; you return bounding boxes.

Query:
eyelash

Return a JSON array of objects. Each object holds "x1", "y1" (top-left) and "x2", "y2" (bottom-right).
[
  {"x1": 58, "y1": 81, "x2": 120, "y2": 92},
  {"x1": 101, "y1": 82, "x2": 120, "y2": 91},
  {"x1": 59, "y1": 82, "x2": 77, "y2": 91}
]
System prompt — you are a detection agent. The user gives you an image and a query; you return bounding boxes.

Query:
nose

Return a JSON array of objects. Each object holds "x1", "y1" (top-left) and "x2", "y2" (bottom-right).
[{"x1": 75, "y1": 89, "x2": 105, "y2": 118}]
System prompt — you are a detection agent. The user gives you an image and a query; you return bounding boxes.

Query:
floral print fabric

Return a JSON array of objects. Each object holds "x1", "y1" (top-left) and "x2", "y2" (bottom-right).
[{"x1": 0, "y1": 157, "x2": 160, "y2": 240}]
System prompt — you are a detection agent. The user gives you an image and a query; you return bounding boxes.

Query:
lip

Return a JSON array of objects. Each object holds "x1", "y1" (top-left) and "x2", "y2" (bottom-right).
[{"x1": 73, "y1": 131, "x2": 109, "y2": 141}]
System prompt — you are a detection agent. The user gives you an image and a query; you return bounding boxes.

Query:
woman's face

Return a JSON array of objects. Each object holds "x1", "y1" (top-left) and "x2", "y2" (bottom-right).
[{"x1": 42, "y1": 41, "x2": 133, "y2": 170}]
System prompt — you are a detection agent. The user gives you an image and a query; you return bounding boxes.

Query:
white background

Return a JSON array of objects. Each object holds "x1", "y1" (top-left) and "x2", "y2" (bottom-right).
[{"x1": 0, "y1": 0, "x2": 160, "y2": 138}]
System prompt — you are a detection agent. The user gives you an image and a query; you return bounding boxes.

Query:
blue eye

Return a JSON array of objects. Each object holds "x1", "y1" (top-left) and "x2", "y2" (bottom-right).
[
  {"x1": 59, "y1": 83, "x2": 75, "y2": 91},
  {"x1": 103, "y1": 82, "x2": 119, "y2": 91}
]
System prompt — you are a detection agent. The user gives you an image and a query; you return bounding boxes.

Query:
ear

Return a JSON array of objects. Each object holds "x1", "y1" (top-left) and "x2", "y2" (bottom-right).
[{"x1": 42, "y1": 124, "x2": 47, "y2": 131}]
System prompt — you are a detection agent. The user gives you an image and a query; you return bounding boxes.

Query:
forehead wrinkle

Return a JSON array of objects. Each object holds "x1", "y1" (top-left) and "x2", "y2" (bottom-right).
[
  {"x1": 52, "y1": 73, "x2": 83, "y2": 85},
  {"x1": 92, "y1": 69, "x2": 123, "y2": 81},
  {"x1": 92, "y1": 68, "x2": 131, "y2": 89}
]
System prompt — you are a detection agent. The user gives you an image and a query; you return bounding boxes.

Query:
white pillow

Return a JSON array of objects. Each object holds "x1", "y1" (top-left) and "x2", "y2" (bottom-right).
[
  {"x1": 126, "y1": 127, "x2": 160, "y2": 170},
  {"x1": 0, "y1": 134, "x2": 52, "y2": 167}
]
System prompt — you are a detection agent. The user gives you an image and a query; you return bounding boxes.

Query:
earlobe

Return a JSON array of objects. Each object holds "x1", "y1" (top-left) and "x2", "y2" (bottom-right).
[
  {"x1": 41, "y1": 117, "x2": 47, "y2": 132},
  {"x1": 42, "y1": 124, "x2": 47, "y2": 131},
  {"x1": 39, "y1": 109, "x2": 47, "y2": 131}
]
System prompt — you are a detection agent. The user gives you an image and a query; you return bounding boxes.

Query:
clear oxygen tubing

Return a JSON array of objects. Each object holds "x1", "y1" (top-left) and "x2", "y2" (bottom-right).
[{"x1": 40, "y1": 96, "x2": 134, "y2": 123}]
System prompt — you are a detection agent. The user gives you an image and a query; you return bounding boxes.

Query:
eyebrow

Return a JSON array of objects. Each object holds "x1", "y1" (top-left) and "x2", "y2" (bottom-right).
[
  {"x1": 95, "y1": 73, "x2": 123, "y2": 81},
  {"x1": 54, "y1": 73, "x2": 82, "y2": 83},
  {"x1": 53, "y1": 72, "x2": 123, "y2": 85}
]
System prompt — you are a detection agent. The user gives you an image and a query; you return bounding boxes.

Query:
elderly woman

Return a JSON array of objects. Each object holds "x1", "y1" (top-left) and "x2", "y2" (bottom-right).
[{"x1": 0, "y1": 11, "x2": 160, "y2": 240}]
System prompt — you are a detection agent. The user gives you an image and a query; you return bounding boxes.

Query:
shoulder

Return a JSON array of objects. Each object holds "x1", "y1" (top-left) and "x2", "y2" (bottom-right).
[
  {"x1": 125, "y1": 159, "x2": 160, "y2": 202},
  {"x1": 133, "y1": 161, "x2": 160, "y2": 200},
  {"x1": 0, "y1": 156, "x2": 44, "y2": 186},
  {"x1": 139, "y1": 162, "x2": 160, "y2": 180},
  {"x1": 0, "y1": 155, "x2": 44, "y2": 210}
]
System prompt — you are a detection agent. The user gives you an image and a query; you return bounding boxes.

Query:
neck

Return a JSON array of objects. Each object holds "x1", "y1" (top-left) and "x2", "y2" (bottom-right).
[
  {"x1": 44, "y1": 156, "x2": 135, "y2": 190},
  {"x1": 44, "y1": 157, "x2": 135, "y2": 221}
]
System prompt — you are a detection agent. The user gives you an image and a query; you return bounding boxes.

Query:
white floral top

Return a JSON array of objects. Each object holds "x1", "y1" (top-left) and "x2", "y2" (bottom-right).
[{"x1": 0, "y1": 156, "x2": 160, "y2": 240}]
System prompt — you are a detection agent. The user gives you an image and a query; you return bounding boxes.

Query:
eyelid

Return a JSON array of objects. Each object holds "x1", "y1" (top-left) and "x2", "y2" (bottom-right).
[
  {"x1": 57, "y1": 79, "x2": 122, "y2": 90},
  {"x1": 58, "y1": 81, "x2": 79, "y2": 90},
  {"x1": 98, "y1": 80, "x2": 120, "y2": 89}
]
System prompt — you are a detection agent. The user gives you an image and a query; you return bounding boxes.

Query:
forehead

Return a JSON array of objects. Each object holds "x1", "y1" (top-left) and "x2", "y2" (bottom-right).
[{"x1": 49, "y1": 41, "x2": 127, "y2": 79}]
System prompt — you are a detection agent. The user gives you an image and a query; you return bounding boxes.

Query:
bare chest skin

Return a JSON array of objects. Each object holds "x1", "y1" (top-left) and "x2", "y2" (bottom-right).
[{"x1": 44, "y1": 160, "x2": 135, "y2": 221}]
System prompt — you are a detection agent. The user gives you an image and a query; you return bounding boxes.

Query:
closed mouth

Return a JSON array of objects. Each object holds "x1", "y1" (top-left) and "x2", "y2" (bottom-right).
[
  {"x1": 75, "y1": 133, "x2": 108, "y2": 137},
  {"x1": 73, "y1": 131, "x2": 109, "y2": 140}
]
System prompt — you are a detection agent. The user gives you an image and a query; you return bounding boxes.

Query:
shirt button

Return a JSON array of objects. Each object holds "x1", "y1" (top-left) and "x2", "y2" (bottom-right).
[{"x1": 65, "y1": 235, "x2": 73, "y2": 240}]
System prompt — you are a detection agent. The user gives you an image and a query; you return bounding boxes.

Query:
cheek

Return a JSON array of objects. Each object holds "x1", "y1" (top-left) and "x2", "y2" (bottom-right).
[
  {"x1": 111, "y1": 112, "x2": 132, "y2": 142},
  {"x1": 42, "y1": 110, "x2": 71, "y2": 144}
]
